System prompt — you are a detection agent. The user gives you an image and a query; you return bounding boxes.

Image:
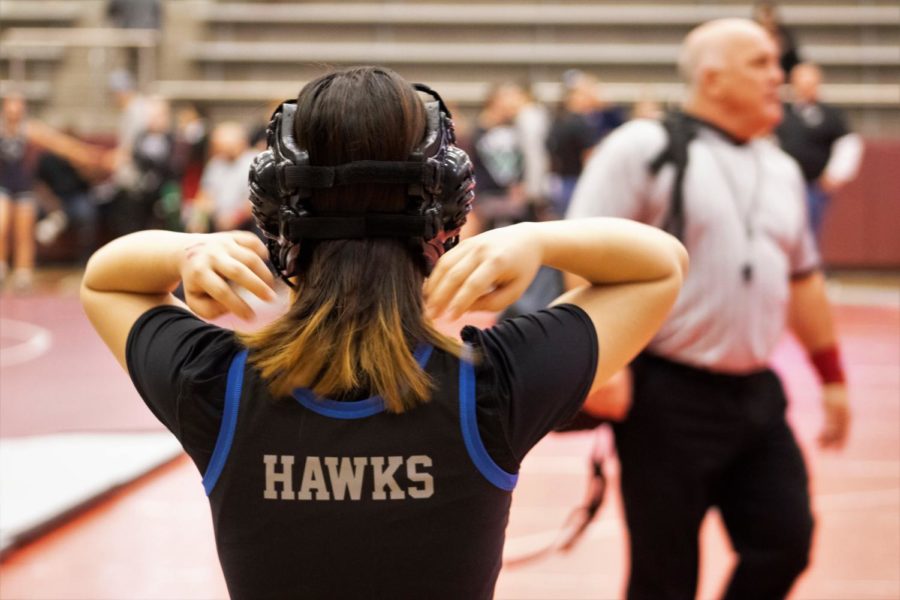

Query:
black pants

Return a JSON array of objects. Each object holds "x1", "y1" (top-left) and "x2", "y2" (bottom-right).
[{"x1": 614, "y1": 353, "x2": 814, "y2": 600}]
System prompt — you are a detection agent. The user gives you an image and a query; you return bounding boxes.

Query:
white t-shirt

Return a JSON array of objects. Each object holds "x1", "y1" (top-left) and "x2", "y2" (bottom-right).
[
  {"x1": 567, "y1": 119, "x2": 819, "y2": 373},
  {"x1": 200, "y1": 149, "x2": 258, "y2": 218}
]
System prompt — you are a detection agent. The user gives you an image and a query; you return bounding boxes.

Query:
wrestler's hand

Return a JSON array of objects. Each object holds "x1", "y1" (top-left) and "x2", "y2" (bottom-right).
[
  {"x1": 424, "y1": 223, "x2": 542, "y2": 320},
  {"x1": 180, "y1": 231, "x2": 276, "y2": 320},
  {"x1": 818, "y1": 383, "x2": 850, "y2": 449}
]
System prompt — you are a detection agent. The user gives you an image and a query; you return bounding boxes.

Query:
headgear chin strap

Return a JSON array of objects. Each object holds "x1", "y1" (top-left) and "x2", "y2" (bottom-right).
[{"x1": 248, "y1": 82, "x2": 476, "y2": 285}]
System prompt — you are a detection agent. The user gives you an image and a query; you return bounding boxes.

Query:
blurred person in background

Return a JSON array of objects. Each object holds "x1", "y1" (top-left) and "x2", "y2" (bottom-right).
[
  {"x1": 100, "y1": 69, "x2": 150, "y2": 209},
  {"x1": 0, "y1": 94, "x2": 39, "y2": 290},
  {"x1": 631, "y1": 95, "x2": 664, "y2": 121},
  {"x1": 512, "y1": 85, "x2": 551, "y2": 218},
  {"x1": 546, "y1": 72, "x2": 624, "y2": 218},
  {"x1": 776, "y1": 62, "x2": 863, "y2": 242},
  {"x1": 1, "y1": 94, "x2": 107, "y2": 288},
  {"x1": 172, "y1": 103, "x2": 209, "y2": 204},
  {"x1": 754, "y1": 1, "x2": 801, "y2": 75},
  {"x1": 105, "y1": 94, "x2": 178, "y2": 235},
  {"x1": 465, "y1": 83, "x2": 527, "y2": 235},
  {"x1": 129, "y1": 96, "x2": 179, "y2": 231},
  {"x1": 34, "y1": 148, "x2": 100, "y2": 262},
  {"x1": 185, "y1": 122, "x2": 257, "y2": 233},
  {"x1": 567, "y1": 19, "x2": 850, "y2": 600}
]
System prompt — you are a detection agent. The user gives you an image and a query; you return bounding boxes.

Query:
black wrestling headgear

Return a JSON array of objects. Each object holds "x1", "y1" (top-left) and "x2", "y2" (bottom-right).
[{"x1": 248, "y1": 83, "x2": 475, "y2": 284}]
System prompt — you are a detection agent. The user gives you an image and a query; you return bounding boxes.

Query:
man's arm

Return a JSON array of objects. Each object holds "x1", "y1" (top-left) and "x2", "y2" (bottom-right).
[
  {"x1": 788, "y1": 270, "x2": 850, "y2": 449},
  {"x1": 819, "y1": 133, "x2": 863, "y2": 194}
]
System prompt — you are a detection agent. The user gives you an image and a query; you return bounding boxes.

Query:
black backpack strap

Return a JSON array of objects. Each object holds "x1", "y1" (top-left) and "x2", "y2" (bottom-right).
[{"x1": 648, "y1": 111, "x2": 698, "y2": 242}]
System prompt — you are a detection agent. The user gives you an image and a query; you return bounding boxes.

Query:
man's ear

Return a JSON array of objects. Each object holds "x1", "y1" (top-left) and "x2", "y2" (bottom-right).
[{"x1": 702, "y1": 67, "x2": 725, "y2": 100}]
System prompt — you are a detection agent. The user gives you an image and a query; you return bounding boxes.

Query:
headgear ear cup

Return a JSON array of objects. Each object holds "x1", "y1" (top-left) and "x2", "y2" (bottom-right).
[{"x1": 248, "y1": 80, "x2": 476, "y2": 284}]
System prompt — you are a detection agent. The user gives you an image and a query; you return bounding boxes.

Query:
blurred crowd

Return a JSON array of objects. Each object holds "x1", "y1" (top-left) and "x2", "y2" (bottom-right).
[
  {"x1": 0, "y1": 67, "x2": 661, "y2": 293},
  {"x1": 0, "y1": 0, "x2": 860, "y2": 293},
  {"x1": 0, "y1": 69, "x2": 269, "y2": 292}
]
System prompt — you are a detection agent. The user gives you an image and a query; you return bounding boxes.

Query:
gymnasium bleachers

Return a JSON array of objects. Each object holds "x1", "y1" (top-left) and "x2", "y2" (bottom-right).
[{"x1": 1, "y1": 0, "x2": 898, "y2": 133}]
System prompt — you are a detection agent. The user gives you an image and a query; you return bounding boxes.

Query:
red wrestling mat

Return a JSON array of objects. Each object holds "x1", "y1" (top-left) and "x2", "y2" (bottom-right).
[{"x1": 1, "y1": 295, "x2": 896, "y2": 599}]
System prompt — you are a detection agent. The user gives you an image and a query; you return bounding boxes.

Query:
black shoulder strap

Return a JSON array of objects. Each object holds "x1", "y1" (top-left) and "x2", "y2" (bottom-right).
[{"x1": 648, "y1": 111, "x2": 698, "y2": 242}]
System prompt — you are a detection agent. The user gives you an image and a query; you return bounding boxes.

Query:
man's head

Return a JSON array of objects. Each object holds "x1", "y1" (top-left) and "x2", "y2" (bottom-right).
[
  {"x1": 210, "y1": 122, "x2": 249, "y2": 161},
  {"x1": 1, "y1": 93, "x2": 26, "y2": 125},
  {"x1": 482, "y1": 83, "x2": 528, "y2": 124},
  {"x1": 790, "y1": 63, "x2": 822, "y2": 104},
  {"x1": 679, "y1": 18, "x2": 784, "y2": 139},
  {"x1": 563, "y1": 71, "x2": 603, "y2": 114},
  {"x1": 144, "y1": 97, "x2": 172, "y2": 134}
]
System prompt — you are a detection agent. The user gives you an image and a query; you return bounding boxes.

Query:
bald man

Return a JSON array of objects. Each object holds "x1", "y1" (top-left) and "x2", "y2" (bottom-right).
[{"x1": 567, "y1": 19, "x2": 850, "y2": 599}]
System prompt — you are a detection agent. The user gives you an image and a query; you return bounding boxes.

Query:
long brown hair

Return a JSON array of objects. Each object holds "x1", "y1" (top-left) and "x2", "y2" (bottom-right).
[{"x1": 240, "y1": 67, "x2": 460, "y2": 412}]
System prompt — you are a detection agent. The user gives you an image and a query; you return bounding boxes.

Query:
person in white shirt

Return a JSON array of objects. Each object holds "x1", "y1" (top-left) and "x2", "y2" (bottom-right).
[
  {"x1": 567, "y1": 19, "x2": 850, "y2": 600},
  {"x1": 186, "y1": 122, "x2": 258, "y2": 233}
]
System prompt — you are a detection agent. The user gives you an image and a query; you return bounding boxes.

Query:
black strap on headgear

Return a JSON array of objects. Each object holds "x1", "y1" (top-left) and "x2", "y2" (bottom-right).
[
  {"x1": 284, "y1": 213, "x2": 438, "y2": 241},
  {"x1": 283, "y1": 160, "x2": 428, "y2": 190}
]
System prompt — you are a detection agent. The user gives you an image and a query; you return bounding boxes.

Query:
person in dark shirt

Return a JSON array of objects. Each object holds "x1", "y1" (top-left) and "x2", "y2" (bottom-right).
[
  {"x1": 0, "y1": 94, "x2": 38, "y2": 289},
  {"x1": 34, "y1": 151, "x2": 99, "y2": 259},
  {"x1": 81, "y1": 66, "x2": 687, "y2": 599},
  {"x1": 776, "y1": 62, "x2": 863, "y2": 239},
  {"x1": 546, "y1": 71, "x2": 624, "y2": 217},
  {"x1": 754, "y1": 1, "x2": 802, "y2": 75},
  {"x1": 467, "y1": 83, "x2": 529, "y2": 233}
]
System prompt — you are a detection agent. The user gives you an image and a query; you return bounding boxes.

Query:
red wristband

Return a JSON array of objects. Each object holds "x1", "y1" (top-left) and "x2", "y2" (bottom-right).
[{"x1": 810, "y1": 346, "x2": 846, "y2": 385}]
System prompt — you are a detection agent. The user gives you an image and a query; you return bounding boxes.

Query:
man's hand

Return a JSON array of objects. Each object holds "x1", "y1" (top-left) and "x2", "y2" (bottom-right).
[
  {"x1": 819, "y1": 383, "x2": 850, "y2": 449},
  {"x1": 818, "y1": 175, "x2": 843, "y2": 195}
]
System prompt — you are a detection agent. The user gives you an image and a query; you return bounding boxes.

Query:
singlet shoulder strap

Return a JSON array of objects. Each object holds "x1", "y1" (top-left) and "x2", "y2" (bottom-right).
[
  {"x1": 458, "y1": 347, "x2": 518, "y2": 492},
  {"x1": 202, "y1": 348, "x2": 248, "y2": 496}
]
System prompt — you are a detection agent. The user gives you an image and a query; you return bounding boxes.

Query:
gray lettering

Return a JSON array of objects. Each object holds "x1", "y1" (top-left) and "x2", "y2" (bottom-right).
[
  {"x1": 324, "y1": 457, "x2": 367, "y2": 501},
  {"x1": 370, "y1": 456, "x2": 405, "y2": 500},
  {"x1": 298, "y1": 456, "x2": 331, "y2": 500},
  {"x1": 263, "y1": 454, "x2": 295, "y2": 500},
  {"x1": 406, "y1": 455, "x2": 434, "y2": 499}
]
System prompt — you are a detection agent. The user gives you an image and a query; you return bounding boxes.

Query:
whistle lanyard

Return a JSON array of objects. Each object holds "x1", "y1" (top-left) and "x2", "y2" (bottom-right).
[{"x1": 709, "y1": 142, "x2": 761, "y2": 284}]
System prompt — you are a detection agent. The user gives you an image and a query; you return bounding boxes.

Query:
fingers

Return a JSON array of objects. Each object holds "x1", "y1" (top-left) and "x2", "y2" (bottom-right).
[
  {"x1": 425, "y1": 245, "x2": 485, "y2": 318},
  {"x1": 467, "y1": 281, "x2": 527, "y2": 313},
  {"x1": 182, "y1": 233, "x2": 277, "y2": 320},
  {"x1": 442, "y1": 259, "x2": 509, "y2": 319},
  {"x1": 217, "y1": 256, "x2": 277, "y2": 303},
  {"x1": 188, "y1": 294, "x2": 229, "y2": 320},
  {"x1": 219, "y1": 245, "x2": 277, "y2": 299},
  {"x1": 195, "y1": 270, "x2": 255, "y2": 320},
  {"x1": 230, "y1": 230, "x2": 270, "y2": 261}
]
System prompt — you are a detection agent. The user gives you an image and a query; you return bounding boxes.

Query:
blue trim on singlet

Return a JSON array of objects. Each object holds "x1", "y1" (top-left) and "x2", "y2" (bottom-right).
[
  {"x1": 291, "y1": 344, "x2": 433, "y2": 420},
  {"x1": 459, "y1": 352, "x2": 519, "y2": 492},
  {"x1": 202, "y1": 349, "x2": 248, "y2": 496}
]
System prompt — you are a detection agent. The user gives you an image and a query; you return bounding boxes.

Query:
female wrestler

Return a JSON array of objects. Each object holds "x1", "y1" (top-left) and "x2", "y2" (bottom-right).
[{"x1": 82, "y1": 66, "x2": 686, "y2": 599}]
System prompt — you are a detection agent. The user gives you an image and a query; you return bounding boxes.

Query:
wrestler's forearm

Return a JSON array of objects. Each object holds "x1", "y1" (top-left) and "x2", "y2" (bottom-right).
[
  {"x1": 82, "y1": 230, "x2": 201, "y2": 294},
  {"x1": 531, "y1": 218, "x2": 689, "y2": 286}
]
